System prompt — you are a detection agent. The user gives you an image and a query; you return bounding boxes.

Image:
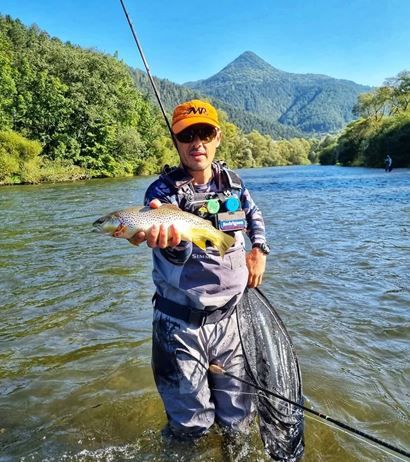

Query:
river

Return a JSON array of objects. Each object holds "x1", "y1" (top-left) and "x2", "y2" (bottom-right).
[{"x1": 0, "y1": 165, "x2": 409, "y2": 461}]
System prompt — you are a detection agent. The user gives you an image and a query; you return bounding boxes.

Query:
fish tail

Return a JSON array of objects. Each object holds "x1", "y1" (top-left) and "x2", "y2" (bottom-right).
[{"x1": 191, "y1": 228, "x2": 235, "y2": 258}]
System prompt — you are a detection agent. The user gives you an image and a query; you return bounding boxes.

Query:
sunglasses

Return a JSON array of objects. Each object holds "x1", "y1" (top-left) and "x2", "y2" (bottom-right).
[{"x1": 175, "y1": 125, "x2": 217, "y2": 144}]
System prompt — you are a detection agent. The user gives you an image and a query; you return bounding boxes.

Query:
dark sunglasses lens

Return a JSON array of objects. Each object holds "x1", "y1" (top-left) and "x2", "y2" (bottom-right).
[
  {"x1": 176, "y1": 129, "x2": 194, "y2": 143},
  {"x1": 176, "y1": 126, "x2": 216, "y2": 143},
  {"x1": 199, "y1": 126, "x2": 216, "y2": 142}
]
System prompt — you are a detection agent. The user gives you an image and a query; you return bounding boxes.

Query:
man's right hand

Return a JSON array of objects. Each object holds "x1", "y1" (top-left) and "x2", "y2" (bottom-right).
[{"x1": 128, "y1": 199, "x2": 182, "y2": 248}]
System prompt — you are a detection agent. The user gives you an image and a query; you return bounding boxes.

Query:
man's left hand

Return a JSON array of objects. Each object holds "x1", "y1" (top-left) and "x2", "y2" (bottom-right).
[{"x1": 246, "y1": 247, "x2": 266, "y2": 288}]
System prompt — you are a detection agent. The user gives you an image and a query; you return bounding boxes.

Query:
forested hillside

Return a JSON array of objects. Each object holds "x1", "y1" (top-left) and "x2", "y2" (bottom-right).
[
  {"x1": 185, "y1": 51, "x2": 371, "y2": 134},
  {"x1": 0, "y1": 15, "x2": 180, "y2": 184},
  {"x1": 0, "y1": 16, "x2": 316, "y2": 185}
]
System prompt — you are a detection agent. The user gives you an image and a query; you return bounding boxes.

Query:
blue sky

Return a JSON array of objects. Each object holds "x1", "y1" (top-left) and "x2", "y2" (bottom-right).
[{"x1": 1, "y1": 0, "x2": 409, "y2": 87}]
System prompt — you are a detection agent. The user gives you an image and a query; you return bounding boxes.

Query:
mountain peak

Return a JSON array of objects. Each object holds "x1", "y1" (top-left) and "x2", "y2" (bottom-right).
[
  {"x1": 237, "y1": 50, "x2": 265, "y2": 61},
  {"x1": 223, "y1": 51, "x2": 280, "y2": 74},
  {"x1": 235, "y1": 51, "x2": 274, "y2": 66},
  {"x1": 207, "y1": 51, "x2": 282, "y2": 84}
]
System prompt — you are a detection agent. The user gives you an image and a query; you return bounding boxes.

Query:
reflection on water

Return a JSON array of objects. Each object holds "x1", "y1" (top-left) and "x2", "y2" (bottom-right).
[{"x1": 0, "y1": 166, "x2": 409, "y2": 461}]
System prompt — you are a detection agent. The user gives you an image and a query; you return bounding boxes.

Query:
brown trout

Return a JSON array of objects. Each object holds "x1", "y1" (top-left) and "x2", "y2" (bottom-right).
[{"x1": 93, "y1": 204, "x2": 235, "y2": 257}]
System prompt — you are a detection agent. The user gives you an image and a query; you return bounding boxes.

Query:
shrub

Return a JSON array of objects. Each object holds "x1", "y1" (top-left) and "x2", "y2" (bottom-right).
[
  {"x1": 0, "y1": 130, "x2": 42, "y2": 183},
  {"x1": 39, "y1": 159, "x2": 88, "y2": 183}
]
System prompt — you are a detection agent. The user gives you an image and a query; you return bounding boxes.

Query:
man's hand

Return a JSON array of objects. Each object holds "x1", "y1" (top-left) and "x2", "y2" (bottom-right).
[
  {"x1": 246, "y1": 247, "x2": 266, "y2": 288},
  {"x1": 128, "y1": 199, "x2": 182, "y2": 248}
]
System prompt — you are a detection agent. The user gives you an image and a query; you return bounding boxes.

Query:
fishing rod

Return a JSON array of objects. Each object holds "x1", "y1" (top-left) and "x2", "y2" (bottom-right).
[
  {"x1": 119, "y1": 0, "x2": 176, "y2": 146},
  {"x1": 209, "y1": 363, "x2": 410, "y2": 460}
]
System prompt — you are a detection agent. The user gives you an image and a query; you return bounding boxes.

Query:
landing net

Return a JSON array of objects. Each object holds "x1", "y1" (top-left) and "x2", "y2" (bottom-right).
[{"x1": 237, "y1": 288, "x2": 304, "y2": 461}]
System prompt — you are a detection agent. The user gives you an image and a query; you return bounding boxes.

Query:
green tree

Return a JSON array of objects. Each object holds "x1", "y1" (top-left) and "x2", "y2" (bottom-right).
[
  {"x1": 353, "y1": 87, "x2": 393, "y2": 121},
  {"x1": 0, "y1": 32, "x2": 16, "y2": 129},
  {"x1": 385, "y1": 71, "x2": 410, "y2": 114},
  {"x1": 363, "y1": 113, "x2": 410, "y2": 168}
]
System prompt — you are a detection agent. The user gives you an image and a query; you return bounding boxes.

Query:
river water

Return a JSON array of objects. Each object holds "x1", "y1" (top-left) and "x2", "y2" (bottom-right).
[{"x1": 0, "y1": 165, "x2": 409, "y2": 462}]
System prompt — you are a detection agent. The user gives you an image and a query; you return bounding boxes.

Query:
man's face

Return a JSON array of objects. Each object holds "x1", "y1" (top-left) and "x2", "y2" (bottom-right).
[{"x1": 174, "y1": 123, "x2": 221, "y2": 176}]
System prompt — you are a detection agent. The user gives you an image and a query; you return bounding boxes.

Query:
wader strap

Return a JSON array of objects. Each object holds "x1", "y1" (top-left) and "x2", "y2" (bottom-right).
[{"x1": 153, "y1": 293, "x2": 237, "y2": 327}]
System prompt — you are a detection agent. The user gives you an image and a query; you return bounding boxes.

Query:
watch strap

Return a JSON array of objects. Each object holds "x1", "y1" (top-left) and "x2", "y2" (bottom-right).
[{"x1": 252, "y1": 242, "x2": 270, "y2": 255}]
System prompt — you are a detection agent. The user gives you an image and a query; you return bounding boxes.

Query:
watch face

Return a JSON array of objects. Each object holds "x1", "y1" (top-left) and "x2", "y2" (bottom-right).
[{"x1": 254, "y1": 243, "x2": 270, "y2": 255}]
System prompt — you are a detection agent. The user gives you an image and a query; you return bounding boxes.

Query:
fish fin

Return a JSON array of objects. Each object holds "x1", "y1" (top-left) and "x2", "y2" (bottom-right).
[
  {"x1": 192, "y1": 236, "x2": 208, "y2": 251},
  {"x1": 191, "y1": 228, "x2": 235, "y2": 258}
]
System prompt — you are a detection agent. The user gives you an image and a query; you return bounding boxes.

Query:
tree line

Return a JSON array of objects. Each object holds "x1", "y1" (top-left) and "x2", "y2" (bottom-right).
[
  {"x1": 3, "y1": 15, "x2": 406, "y2": 186},
  {"x1": 0, "y1": 16, "x2": 314, "y2": 185},
  {"x1": 317, "y1": 71, "x2": 410, "y2": 168}
]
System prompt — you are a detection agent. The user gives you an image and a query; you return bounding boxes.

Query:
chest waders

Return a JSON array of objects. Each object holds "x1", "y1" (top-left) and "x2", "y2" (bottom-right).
[{"x1": 150, "y1": 161, "x2": 254, "y2": 438}]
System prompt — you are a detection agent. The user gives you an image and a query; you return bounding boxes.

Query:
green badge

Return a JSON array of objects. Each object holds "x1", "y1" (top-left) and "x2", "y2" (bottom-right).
[{"x1": 206, "y1": 199, "x2": 220, "y2": 214}]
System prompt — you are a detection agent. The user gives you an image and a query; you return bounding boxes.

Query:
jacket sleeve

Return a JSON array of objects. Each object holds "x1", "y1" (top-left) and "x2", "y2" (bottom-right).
[{"x1": 240, "y1": 182, "x2": 266, "y2": 245}]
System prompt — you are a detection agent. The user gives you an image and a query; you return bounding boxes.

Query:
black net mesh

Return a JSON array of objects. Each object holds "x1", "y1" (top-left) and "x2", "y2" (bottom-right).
[{"x1": 237, "y1": 288, "x2": 304, "y2": 461}]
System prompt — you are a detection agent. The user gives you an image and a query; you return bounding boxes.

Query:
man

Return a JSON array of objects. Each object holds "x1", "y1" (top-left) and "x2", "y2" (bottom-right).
[
  {"x1": 130, "y1": 99, "x2": 269, "y2": 437},
  {"x1": 384, "y1": 154, "x2": 393, "y2": 172}
]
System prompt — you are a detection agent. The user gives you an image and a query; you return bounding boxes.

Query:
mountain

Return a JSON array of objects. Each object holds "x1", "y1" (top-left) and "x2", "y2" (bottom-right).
[{"x1": 184, "y1": 51, "x2": 372, "y2": 134}]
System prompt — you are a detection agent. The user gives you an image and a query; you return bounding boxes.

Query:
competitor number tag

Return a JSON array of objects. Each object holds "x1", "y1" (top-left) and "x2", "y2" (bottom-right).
[{"x1": 217, "y1": 211, "x2": 246, "y2": 232}]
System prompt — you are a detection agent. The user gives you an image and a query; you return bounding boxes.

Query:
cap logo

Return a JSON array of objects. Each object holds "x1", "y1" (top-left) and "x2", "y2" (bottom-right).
[{"x1": 185, "y1": 107, "x2": 207, "y2": 115}]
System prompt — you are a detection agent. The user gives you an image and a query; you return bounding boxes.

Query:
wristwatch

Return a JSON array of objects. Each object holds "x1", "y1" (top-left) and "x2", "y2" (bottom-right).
[{"x1": 252, "y1": 242, "x2": 270, "y2": 255}]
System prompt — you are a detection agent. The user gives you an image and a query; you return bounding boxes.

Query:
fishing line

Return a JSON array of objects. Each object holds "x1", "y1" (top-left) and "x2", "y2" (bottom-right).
[
  {"x1": 209, "y1": 364, "x2": 410, "y2": 459},
  {"x1": 119, "y1": 0, "x2": 176, "y2": 146},
  {"x1": 211, "y1": 387, "x2": 409, "y2": 462},
  {"x1": 178, "y1": 351, "x2": 409, "y2": 458},
  {"x1": 305, "y1": 413, "x2": 410, "y2": 462},
  {"x1": 159, "y1": 321, "x2": 409, "y2": 459}
]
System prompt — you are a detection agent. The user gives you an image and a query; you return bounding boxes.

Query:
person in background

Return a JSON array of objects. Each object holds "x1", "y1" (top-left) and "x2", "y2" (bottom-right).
[
  {"x1": 384, "y1": 154, "x2": 393, "y2": 172},
  {"x1": 129, "y1": 99, "x2": 269, "y2": 438}
]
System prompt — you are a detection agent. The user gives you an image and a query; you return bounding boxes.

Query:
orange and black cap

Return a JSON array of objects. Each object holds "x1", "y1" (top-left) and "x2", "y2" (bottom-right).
[{"x1": 171, "y1": 99, "x2": 220, "y2": 134}]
